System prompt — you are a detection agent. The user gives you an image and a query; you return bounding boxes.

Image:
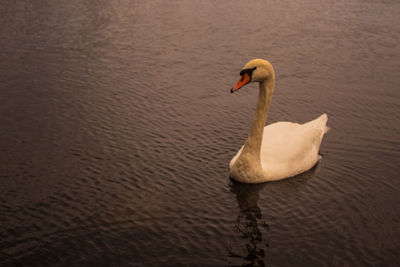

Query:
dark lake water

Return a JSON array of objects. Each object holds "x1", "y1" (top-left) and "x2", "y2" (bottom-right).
[{"x1": 1, "y1": 0, "x2": 399, "y2": 266}]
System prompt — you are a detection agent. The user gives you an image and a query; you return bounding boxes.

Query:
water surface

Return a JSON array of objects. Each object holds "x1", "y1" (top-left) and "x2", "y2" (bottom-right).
[{"x1": 1, "y1": 0, "x2": 399, "y2": 266}]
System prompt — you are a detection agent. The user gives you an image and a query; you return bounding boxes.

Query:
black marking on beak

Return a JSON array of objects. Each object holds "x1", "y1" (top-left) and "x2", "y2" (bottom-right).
[{"x1": 239, "y1": 66, "x2": 257, "y2": 79}]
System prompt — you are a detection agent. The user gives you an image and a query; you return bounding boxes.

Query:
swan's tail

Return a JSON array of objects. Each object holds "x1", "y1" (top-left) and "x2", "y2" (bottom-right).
[
  {"x1": 304, "y1": 113, "x2": 330, "y2": 143},
  {"x1": 311, "y1": 114, "x2": 329, "y2": 159},
  {"x1": 305, "y1": 113, "x2": 329, "y2": 130},
  {"x1": 319, "y1": 113, "x2": 330, "y2": 134}
]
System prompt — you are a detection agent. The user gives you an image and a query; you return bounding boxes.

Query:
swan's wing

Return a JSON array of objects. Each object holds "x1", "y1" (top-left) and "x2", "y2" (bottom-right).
[{"x1": 260, "y1": 114, "x2": 328, "y2": 177}]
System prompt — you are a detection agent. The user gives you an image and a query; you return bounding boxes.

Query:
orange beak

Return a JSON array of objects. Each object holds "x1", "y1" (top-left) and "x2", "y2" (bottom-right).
[{"x1": 231, "y1": 73, "x2": 251, "y2": 93}]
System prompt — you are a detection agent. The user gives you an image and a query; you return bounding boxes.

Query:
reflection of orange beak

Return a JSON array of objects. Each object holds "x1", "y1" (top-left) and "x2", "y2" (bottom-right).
[{"x1": 230, "y1": 73, "x2": 251, "y2": 93}]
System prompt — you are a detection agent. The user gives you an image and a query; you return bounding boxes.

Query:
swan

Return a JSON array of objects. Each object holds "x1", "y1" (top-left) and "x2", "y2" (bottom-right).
[{"x1": 229, "y1": 59, "x2": 329, "y2": 183}]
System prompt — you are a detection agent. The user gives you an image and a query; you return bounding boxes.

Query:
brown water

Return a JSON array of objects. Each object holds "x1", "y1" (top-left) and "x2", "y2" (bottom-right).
[{"x1": 1, "y1": 0, "x2": 399, "y2": 266}]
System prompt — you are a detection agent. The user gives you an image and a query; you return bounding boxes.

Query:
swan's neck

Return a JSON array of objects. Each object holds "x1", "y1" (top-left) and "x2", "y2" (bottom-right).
[
  {"x1": 242, "y1": 79, "x2": 274, "y2": 162},
  {"x1": 230, "y1": 76, "x2": 275, "y2": 182}
]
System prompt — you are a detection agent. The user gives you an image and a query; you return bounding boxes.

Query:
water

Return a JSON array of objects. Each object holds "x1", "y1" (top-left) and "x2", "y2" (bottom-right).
[{"x1": 1, "y1": 0, "x2": 399, "y2": 266}]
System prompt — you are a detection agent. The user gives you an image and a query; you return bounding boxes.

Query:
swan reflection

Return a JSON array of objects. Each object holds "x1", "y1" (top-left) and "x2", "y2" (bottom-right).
[{"x1": 228, "y1": 179, "x2": 270, "y2": 266}]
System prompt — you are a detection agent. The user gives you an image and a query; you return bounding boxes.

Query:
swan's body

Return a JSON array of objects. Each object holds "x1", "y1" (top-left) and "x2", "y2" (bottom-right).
[
  {"x1": 229, "y1": 59, "x2": 328, "y2": 183},
  {"x1": 229, "y1": 114, "x2": 328, "y2": 183}
]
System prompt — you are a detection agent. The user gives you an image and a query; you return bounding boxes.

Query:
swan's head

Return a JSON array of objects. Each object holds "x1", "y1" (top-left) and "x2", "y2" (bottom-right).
[{"x1": 231, "y1": 59, "x2": 275, "y2": 93}]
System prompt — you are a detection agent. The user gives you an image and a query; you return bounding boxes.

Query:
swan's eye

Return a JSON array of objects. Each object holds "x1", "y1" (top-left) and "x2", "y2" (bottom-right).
[{"x1": 239, "y1": 67, "x2": 257, "y2": 79}]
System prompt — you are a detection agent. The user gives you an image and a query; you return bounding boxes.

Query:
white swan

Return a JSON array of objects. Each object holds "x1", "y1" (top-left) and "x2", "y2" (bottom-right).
[{"x1": 229, "y1": 59, "x2": 329, "y2": 183}]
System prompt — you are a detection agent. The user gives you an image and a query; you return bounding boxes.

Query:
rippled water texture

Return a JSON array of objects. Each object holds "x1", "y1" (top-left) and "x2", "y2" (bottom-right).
[{"x1": 1, "y1": 0, "x2": 399, "y2": 266}]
